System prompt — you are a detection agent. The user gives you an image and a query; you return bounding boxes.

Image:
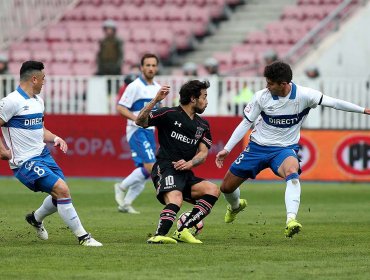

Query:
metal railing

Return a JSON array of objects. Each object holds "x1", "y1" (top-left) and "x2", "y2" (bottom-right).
[{"x1": 0, "y1": 74, "x2": 369, "y2": 129}]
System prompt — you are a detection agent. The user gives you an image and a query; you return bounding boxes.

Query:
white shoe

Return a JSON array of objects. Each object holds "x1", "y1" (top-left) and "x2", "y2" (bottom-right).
[
  {"x1": 118, "y1": 204, "x2": 140, "y2": 214},
  {"x1": 114, "y1": 183, "x2": 126, "y2": 206},
  {"x1": 25, "y1": 212, "x2": 48, "y2": 240},
  {"x1": 79, "y1": 234, "x2": 103, "y2": 247}
]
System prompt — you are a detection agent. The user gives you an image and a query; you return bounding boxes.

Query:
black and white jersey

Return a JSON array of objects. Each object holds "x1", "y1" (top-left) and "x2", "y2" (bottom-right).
[{"x1": 148, "y1": 106, "x2": 212, "y2": 162}]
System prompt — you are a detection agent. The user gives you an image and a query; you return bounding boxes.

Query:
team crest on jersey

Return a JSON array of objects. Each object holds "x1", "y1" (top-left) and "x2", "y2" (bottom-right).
[
  {"x1": 244, "y1": 103, "x2": 252, "y2": 113},
  {"x1": 195, "y1": 127, "x2": 204, "y2": 139}
]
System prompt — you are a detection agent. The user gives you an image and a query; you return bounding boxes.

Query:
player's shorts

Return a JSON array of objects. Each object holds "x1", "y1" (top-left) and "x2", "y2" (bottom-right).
[
  {"x1": 13, "y1": 147, "x2": 65, "y2": 194},
  {"x1": 230, "y1": 141, "x2": 301, "y2": 179},
  {"x1": 151, "y1": 160, "x2": 205, "y2": 205},
  {"x1": 128, "y1": 128, "x2": 156, "y2": 167}
]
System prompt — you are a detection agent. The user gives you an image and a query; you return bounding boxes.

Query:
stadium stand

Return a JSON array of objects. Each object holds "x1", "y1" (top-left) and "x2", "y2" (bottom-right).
[{"x1": 3, "y1": 0, "x2": 242, "y2": 75}]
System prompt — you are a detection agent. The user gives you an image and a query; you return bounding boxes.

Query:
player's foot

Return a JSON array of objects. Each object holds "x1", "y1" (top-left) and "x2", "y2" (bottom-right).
[
  {"x1": 114, "y1": 183, "x2": 126, "y2": 206},
  {"x1": 284, "y1": 219, "x2": 302, "y2": 238},
  {"x1": 78, "y1": 233, "x2": 103, "y2": 247},
  {"x1": 172, "y1": 228, "x2": 203, "y2": 244},
  {"x1": 25, "y1": 212, "x2": 48, "y2": 240},
  {"x1": 118, "y1": 204, "x2": 140, "y2": 214},
  {"x1": 225, "y1": 199, "x2": 247, "y2": 223},
  {"x1": 147, "y1": 235, "x2": 177, "y2": 244}
]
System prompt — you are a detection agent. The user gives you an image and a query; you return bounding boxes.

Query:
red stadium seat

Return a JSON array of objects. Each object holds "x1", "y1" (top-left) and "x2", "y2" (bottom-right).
[
  {"x1": 50, "y1": 63, "x2": 72, "y2": 75},
  {"x1": 72, "y1": 62, "x2": 96, "y2": 75},
  {"x1": 32, "y1": 50, "x2": 53, "y2": 63},
  {"x1": 10, "y1": 49, "x2": 32, "y2": 62},
  {"x1": 53, "y1": 50, "x2": 74, "y2": 63}
]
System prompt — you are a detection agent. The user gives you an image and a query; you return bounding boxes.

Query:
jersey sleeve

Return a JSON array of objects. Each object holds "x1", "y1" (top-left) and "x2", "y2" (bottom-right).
[
  {"x1": 118, "y1": 83, "x2": 136, "y2": 109},
  {"x1": 147, "y1": 107, "x2": 170, "y2": 127},
  {"x1": 303, "y1": 87, "x2": 323, "y2": 108},
  {"x1": 243, "y1": 92, "x2": 262, "y2": 122},
  {"x1": 200, "y1": 126, "x2": 212, "y2": 149},
  {"x1": 0, "y1": 97, "x2": 17, "y2": 122}
]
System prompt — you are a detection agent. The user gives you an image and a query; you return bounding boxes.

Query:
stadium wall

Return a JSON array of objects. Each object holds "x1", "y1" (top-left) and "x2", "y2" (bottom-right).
[{"x1": 0, "y1": 115, "x2": 369, "y2": 181}]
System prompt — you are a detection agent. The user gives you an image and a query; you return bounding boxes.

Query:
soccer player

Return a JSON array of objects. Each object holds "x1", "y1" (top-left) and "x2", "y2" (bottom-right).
[
  {"x1": 215, "y1": 61, "x2": 370, "y2": 238},
  {"x1": 0, "y1": 61, "x2": 102, "y2": 246},
  {"x1": 136, "y1": 80, "x2": 220, "y2": 244},
  {"x1": 114, "y1": 53, "x2": 161, "y2": 214}
]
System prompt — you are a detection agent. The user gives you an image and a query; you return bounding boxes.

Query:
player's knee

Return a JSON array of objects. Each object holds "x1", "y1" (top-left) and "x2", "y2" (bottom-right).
[
  {"x1": 206, "y1": 182, "x2": 220, "y2": 197},
  {"x1": 52, "y1": 180, "x2": 70, "y2": 199}
]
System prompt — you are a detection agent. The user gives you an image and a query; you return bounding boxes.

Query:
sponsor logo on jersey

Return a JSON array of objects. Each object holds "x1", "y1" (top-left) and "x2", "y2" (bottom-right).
[
  {"x1": 24, "y1": 117, "x2": 43, "y2": 126},
  {"x1": 171, "y1": 131, "x2": 197, "y2": 145},
  {"x1": 174, "y1": 121, "x2": 182, "y2": 127},
  {"x1": 195, "y1": 127, "x2": 204, "y2": 139}
]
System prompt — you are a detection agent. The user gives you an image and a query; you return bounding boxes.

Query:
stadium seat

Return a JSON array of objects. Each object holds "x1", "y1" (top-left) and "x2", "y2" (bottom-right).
[
  {"x1": 33, "y1": 50, "x2": 53, "y2": 63},
  {"x1": 10, "y1": 49, "x2": 32, "y2": 62},
  {"x1": 50, "y1": 62, "x2": 72, "y2": 75},
  {"x1": 53, "y1": 50, "x2": 74, "y2": 63}
]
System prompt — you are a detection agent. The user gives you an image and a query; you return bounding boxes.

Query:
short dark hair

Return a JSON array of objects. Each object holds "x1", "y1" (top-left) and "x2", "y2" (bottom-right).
[
  {"x1": 140, "y1": 53, "x2": 159, "y2": 66},
  {"x1": 20, "y1": 61, "x2": 44, "y2": 81},
  {"x1": 179, "y1": 80, "x2": 210, "y2": 105},
  {"x1": 263, "y1": 61, "x2": 292, "y2": 84}
]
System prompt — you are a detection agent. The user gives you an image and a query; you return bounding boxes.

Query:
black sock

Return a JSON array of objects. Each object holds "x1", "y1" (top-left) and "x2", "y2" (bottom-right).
[
  {"x1": 179, "y1": 194, "x2": 218, "y2": 231},
  {"x1": 155, "y1": 203, "x2": 180, "y2": 236}
]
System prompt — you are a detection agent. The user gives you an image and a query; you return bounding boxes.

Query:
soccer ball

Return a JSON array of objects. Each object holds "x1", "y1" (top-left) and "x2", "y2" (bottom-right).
[{"x1": 176, "y1": 211, "x2": 204, "y2": 236}]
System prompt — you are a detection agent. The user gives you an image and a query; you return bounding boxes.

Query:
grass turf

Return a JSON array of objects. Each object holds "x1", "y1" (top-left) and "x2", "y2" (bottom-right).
[{"x1": 0, "y1": 178, "x2": 369, "y2": 280}]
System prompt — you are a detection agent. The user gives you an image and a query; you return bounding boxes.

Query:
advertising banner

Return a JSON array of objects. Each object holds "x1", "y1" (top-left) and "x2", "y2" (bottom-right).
[{"x1": 1, "y1": 115, "x2": 369, "y2": 182}]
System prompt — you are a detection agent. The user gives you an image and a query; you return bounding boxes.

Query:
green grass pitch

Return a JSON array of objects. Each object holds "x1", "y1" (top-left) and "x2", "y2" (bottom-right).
[{"x1": 0, "y1": 177, "x2": 369, "y2": 280}]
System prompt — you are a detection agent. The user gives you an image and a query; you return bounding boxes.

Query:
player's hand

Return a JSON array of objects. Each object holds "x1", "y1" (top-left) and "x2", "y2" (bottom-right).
[
  {"x1": 172, "y1": 159, "x2": 192, "y2": 171},
  {"x1": 155, "y1": 85, "x2": 170, "y2": 102},
  {"x1": 364, "y1": 108, "x2": 370, "y2": 115},
  {"x1": 215, "y1": 149, "x2": 229, "y2": 168},
  {"x1": 0, "y1": 148, "x2": 12, "y2": 160},
  {"x1": 54, "y1": 137, "x2": 68, "y2": 153}
]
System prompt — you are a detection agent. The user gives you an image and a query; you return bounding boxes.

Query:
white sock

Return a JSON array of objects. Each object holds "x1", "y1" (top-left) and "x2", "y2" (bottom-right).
[
  {"x1": 34, "y1": 195, "x2": 57, "y2": 222},
  {"x1": 285, "y1": 176, "x2": 301, "y2": 224},
  {"x1": 124, "y1": 181, "x2": 146, "y2": 205},
  {"x1": 57, "y1": 198, "x2": 88, "y2": 238},
  {"x1": 224, "y1": 188, "x2": 241, "y2": 210},
  {"x1": 118, "y1": 167, "x2": 147, "y2": 192}
]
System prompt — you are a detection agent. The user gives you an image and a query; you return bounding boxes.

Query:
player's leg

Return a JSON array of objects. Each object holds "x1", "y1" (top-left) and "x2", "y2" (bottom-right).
[
  {"x1": 115, "y1": 130, "x2": 155, "y2": 211},
  {"x1": 273, "y1": 151, "x2": 302, "y2": 238},
  {"x1": 147, "y1": 190, "x2": 182, "y2": 244},
  {"x1": 50, "y1": 178, "x2": 102, "y2": 246},
  {"x1": 178, "y1": 180, "x2": 219, "y2": 232},
  {"x1": 221, "y1": 170, "x2": 247, "y2": 221}
]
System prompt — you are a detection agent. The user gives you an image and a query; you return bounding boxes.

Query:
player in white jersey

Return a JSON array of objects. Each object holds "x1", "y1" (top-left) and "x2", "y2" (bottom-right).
[
  {"x1": 215, "y1": 61, "x2": 370, "y2": 238},
  {"x1": 114, "y1": 53, "x2": 161, "y2": 214},
  {"x1": 0, "y1": 61, "x2": 102, "y2": 246}
]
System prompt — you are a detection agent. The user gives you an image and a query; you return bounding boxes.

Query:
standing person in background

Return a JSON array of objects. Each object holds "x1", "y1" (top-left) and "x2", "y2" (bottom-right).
[
  {"x1": 114, "y1": 53, "x2": 161, "y2": 214},
  {"x1": 215, "y1": 61, "x2": 370, "y2": 238},
  {"x1": 96, "y1": 20, "x2": 123, "y2": 76},
  {"x1": 0, "y1": 61, "x2": 102, "y2": 246}
]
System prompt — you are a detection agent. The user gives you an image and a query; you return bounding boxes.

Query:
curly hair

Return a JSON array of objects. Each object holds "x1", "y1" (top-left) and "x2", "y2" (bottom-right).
[
  {"x1": 179, "y1": 80, "x2": 210, "y2": 105},
  {"x1": 263, "y1": 61, "x2": 292, "y2": 84}
]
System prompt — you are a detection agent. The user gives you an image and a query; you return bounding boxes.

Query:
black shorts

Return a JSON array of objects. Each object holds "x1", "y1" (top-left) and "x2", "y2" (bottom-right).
[{"x1": 151, "y1": 161, "x2": 205, "y2": 205}]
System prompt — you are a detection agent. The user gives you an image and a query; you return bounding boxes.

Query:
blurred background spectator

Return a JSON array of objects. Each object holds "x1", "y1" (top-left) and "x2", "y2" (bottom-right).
[
  {"x1": 96, "y1": 20, "x2": 123, "y2": 76},
  {"x1": 183, "y1": 61, "x2": 198, "y2": 76},
  {"x1": 204, "y1": 57, "x2": 219, "y2": 76}
]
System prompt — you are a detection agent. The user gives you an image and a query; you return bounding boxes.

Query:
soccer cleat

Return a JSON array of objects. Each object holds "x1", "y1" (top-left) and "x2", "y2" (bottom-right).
[
  {"x1": 284, "y1": 219, "x2": 302, "y2": 238},
  {"x1": 114, "y1": 183, "x2": 126, "y2": 206},
  {"x1": 25, "y1": 212, "x2": 48, "y2": 240},
  {"x1": 118, "y1": 204, "x2": 140, "y2": 214},
  {"x1": 147, "y1": 235, "x2": 177, "y2": 244},
  {"x1": 78, "y1": 233, "x2": 103, "y2": 247},
  {"x1": 172, "y1": 228, "x2": 203, "y2": 244},
  {"x1": 224, "y1": 199, "x2": 247, "y2": 223}
]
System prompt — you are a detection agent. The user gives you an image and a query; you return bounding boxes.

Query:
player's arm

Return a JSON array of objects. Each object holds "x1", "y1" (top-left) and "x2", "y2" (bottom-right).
[
  {"x1": 43, "y1": 126, "x2": 68, "y2": 153},
  {"x1": 172, "y1": 142, "x2": 209, "y2": 171},
  {"x1": 135, "y1": 85, "x2": 170, "y2": 127},
  {"x1": 215, "y1": 118, "x2": 253, "y2": 168},
  {"x1": 320, "y1": 95, "x2": 369, "y2": 114},
  {"x1": 0, "y1": 118, "x2": 11, "y2": 160},
  {"x1": 116, "y1": 104, "x2": 137, "y2": 122}
]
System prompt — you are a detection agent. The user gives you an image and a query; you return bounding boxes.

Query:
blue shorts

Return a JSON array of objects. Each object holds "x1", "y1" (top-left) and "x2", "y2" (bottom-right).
[
  {"x1": 128, "y1": 128, "x2": 156, "y2": 167},
  {"x1": 13, "y1": 147, "x2": 65, "y2": 194},
  {"x1": 230, "y1": 141, "x2": 301, "y2": 179}
]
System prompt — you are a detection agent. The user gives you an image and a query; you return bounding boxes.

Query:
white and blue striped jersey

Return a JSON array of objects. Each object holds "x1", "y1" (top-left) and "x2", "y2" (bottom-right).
[
  {"x1": 0, "y1": 86, "x2": 45, "y2": 169},
  {"x1": 244, "y1": 83, "x2": 322, "y2": 147},
  {"x1": 117, "y1": 76, "x2": 161, "y2": 141}
]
